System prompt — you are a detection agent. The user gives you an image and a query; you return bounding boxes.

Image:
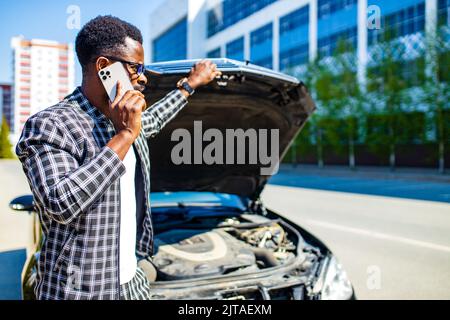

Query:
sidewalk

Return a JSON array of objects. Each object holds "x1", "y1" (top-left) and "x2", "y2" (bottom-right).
[
  {"x1": 0, "y1": 159, "x2": 33, "y2": 253},
  {"x1": 278, "y1": 163, "x2": 450, "y2": 184}
]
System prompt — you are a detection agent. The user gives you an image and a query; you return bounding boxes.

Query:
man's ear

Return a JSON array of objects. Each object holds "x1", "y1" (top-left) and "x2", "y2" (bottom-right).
[{"x1": 95, "y1": 57, "x2": 110, "y2": 72}]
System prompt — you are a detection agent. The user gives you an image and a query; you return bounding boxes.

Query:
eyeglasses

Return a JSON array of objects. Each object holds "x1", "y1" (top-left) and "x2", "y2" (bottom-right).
[{"x1": 102, "y1": 55, "x2": 145, "y2": 77}]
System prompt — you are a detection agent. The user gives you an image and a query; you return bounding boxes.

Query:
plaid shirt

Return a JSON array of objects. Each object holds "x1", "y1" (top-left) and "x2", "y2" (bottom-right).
[{"x1": 16, "y1": 86, "x2": 187, "y2": 299}]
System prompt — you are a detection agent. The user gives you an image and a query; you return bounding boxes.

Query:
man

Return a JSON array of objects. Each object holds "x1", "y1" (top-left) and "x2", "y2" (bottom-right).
[{"x1": 16, "y1": 15, "x2": 221, "y2": 300}]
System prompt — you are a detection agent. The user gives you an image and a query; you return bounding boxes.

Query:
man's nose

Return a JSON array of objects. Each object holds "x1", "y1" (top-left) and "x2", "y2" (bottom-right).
[{"x1": 137, "y1": 72, "x2": 147, "y2": 87}]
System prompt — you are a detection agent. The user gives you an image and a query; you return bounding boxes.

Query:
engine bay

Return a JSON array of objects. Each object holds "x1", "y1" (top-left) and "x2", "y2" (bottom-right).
[{"x1": 152, "y1": 211, "x2": 302, "y2": 281}]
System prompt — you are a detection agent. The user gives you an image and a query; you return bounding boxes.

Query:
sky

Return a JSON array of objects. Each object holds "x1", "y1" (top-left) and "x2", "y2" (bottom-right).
[{"x1": 0, "y1": 0, "x2": 166, "y2": 84}]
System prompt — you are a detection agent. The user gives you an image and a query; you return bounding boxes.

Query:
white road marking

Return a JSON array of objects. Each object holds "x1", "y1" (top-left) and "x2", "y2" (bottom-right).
[{"x1": 305, "y1": 219, "x2": 450, "y2": 254}]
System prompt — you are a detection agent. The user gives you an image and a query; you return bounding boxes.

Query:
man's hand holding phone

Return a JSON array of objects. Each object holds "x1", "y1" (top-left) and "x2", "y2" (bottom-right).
[
  {"x1": 106, "y1": 81, "x2": 146, "y2": 160},
  {"x1": 109, "y1": 81, "x2": 146, "y2": 140}
]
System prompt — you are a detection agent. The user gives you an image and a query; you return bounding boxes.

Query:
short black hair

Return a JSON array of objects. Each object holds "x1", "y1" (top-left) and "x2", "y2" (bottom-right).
[{"x1": 75, "y1": 15, "x2": 143, "y2": 72}]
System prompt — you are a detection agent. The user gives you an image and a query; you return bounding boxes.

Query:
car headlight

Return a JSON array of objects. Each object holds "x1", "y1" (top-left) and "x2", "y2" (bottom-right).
[{"x1": 320, "y1": 256, "x2": 354, "y2": 300}]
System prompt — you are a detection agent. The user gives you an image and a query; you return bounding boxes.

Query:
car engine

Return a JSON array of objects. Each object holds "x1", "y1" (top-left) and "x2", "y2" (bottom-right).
[{"x1": 152, "y1": 214, "x2": 298, "y2": 281}]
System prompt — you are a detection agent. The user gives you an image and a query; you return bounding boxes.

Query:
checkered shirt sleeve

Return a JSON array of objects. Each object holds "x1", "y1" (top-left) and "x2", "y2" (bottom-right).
[
  {"x1": 16, "y1": 114, "x2": 126, "y2": 225},
  {"x1": 141, "y1": 89, "x2": 188, "y2": 138}
]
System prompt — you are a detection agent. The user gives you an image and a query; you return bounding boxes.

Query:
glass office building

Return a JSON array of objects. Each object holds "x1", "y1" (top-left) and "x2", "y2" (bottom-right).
[
  {"x1": 149, "y1": 0, "x2": 449, "y2": 74},
  {"x1": 148, "y1": 0, "x2": 449, "y2": 168}
]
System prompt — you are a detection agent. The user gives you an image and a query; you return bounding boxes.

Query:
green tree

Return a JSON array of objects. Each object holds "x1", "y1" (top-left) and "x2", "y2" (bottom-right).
[
  {"x1": 303, "y1": 39, "x2": 364, "y2": 169},
  {"x1": 328, "y1": 39, "x2": 363, "y2": 169},
  {"x1": 366, "y1": 27, "x2": 408, "y2": 170},
  {"x1": 422, "y1": 19, "x2": 450, "y2": 173},
  {"x1": 0, "y1": 116, "x2": 14, "y2": 159},
  {"x1": 282, "y1": 63, "x2": 319, "y2": 166},
  {"x1": 303, "y1": 57, "x2": 337, "y2": 167}
]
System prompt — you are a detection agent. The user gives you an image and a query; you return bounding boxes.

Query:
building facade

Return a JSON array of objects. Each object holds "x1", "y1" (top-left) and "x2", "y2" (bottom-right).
[
  {"x1": 10, "y1": 36, "x2": 75, "y2": 143},
  {"x1": 149, "y1": 0, "x2": 448, "y2": 76},
  {"x1": 0, "y1": 83, "x2": 13, "y2": 129},
  {"x1": 149, "y1": 0, "x2": 449, "y2": 168}
]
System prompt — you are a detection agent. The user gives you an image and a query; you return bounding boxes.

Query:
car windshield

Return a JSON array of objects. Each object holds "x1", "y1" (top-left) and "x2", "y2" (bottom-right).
[{"x1": 150, "y1": 191, "x2": 247, "y2": 211}]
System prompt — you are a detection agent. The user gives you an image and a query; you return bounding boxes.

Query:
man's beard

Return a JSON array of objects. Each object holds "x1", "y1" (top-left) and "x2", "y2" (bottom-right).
[
  {"x1": 134, "y1": 83, "x2": 148, "y2": 110},
  {"x1": 134, "y1": 84, "x2": 145, "y2": 93}
]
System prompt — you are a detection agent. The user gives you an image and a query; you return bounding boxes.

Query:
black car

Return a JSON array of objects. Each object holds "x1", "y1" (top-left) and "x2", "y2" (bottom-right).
[{"x1": 10, "y1": 58, "x2": 355, "y2": 300}]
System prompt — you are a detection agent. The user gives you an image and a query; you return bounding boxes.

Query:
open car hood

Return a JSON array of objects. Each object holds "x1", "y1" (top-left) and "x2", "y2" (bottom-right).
[{"x1": 143, "y1": 59, "x2": 315, "y2": 200}]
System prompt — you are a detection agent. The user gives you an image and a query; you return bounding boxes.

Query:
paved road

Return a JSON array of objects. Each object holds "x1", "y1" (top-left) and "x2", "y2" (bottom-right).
[
  {"x1": 0, "y1": 160, "x2": 32, "y2": 299},
  {"x1": 0, "y1": 160, "x2": 33, "y2": 253},
  {"x1": 261, "y1": 184, "x2": 450, "y2": 299},
  {"x1": 1, "y1": 160, "x2": 450, "y2": 299},
  {"x1": 269, "y1": 168, "x2": 450, "y2": 203}
]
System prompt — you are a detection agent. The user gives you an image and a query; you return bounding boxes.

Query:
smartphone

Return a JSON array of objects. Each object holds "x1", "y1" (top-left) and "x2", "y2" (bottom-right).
[{"x1": 98, "y1": 62, "x2": 134, "y2": 102}]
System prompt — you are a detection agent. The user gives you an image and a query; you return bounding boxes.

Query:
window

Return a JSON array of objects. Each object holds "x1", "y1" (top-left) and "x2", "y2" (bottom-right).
[
  {"x1": 226, "y1": 37, "x2": 244, "y2": 60},
  {"x1": 279, "y1": 5, "x2": 309, "y2": 72},
  {"x1": 207, "y1": 0, "x2": 277, "y2": 37},
  {"x1": 251, "y1": 23, "x2": 272, "y2": 46},
  {"x1": 318, "y1": 0, "x2": 357, "y2": 19},
  {"x1": 368, "y1": 3, "x2": 425, "y2": 45},
  {"x1": 153, "y1": 17, "x2": 187, "y2": 62},
  {"x1": 207, "y1": 10, "x2": 222, "y2": 37},
  {"x1": 280, "y1": 5, "x2": 309, "y2": 35},
  {"x1": 318, "y1": 26, "x2": 357, "y2": 58},
  {"x1": 280, "y1": 43, "x2": 309, "y2": 72},
  {"x1": 250, "y1": 23, "x2": 273, "y2": 68},
  {"x1": 207, "y1": 47, "x2": 221, "y2": 58}
]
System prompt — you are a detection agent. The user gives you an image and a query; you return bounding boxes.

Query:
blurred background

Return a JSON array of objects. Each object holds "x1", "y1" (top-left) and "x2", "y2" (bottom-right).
[{"x1": 0, "y1": 0, "x2": 449, "y2": 300}]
